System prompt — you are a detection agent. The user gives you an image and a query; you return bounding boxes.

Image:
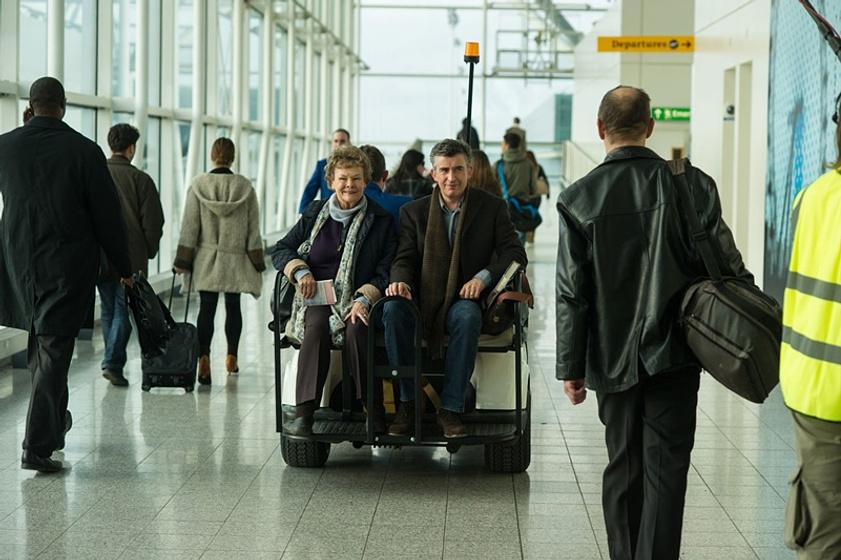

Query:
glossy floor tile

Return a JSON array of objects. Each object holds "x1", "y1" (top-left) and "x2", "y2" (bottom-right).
[{"x1": 0, "y1": 209, "x2": 796, "y2": 559}]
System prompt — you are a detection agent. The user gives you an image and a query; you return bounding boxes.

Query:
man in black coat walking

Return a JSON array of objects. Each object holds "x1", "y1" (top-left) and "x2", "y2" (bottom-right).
[
  {"x1": 0, "y1": 77, "x2": 134, "y2": 472},
  {"x1": 555, "y1": 86, "x2": 752, "y2": 559}
]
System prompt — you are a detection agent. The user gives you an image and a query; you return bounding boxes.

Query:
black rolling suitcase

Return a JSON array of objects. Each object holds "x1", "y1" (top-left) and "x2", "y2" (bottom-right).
[{"x1": 140, "y1": 272, "x2": 198, "y2": 392}]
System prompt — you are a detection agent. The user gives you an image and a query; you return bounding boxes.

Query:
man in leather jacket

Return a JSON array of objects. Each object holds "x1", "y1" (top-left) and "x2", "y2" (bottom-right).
[{"x1": 555, "y1": 85, "x2": 752, "y2": 560}]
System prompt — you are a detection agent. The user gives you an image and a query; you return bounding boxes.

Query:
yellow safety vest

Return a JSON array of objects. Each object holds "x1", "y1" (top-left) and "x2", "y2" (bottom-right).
[{"x1": 779, "y1": 170, "x2": 841, "y2": 421}]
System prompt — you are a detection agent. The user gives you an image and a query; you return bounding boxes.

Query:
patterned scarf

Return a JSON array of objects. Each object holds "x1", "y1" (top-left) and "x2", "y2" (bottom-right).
[
  {"x1": 420, "y1": 187, "x2": 469, "y2": 359},
  {"x1": 288, "y1": 195, "x2": 368, "y2": 346}
]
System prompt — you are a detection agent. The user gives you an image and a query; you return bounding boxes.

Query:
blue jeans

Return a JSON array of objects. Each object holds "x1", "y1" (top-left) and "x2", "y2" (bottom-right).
[
  {"x1": 98, "y1": 282, "x2": 132, "y2": 371},
  {"x1": 382, "y1": 298, "x2": 482, "y2": 413}
]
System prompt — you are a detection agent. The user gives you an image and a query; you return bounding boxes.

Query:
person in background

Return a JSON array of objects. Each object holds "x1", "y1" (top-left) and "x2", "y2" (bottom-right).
[
  {"x1": 385, "y1": 148, "x2": 433, "y2": 199},
  {"x1": 506, "y1": 116, "x2": 527, "y2": 150},
  {"x1": 98, "y1": 123, "x2": 165, "y2": 387},
  {"x1": 496, "y1": 132, "x2": 537, "y2": 243},
  {"x1": 383, "y1": 139, "x2": 526, "y2": 438},
  {"x1": 456, "y1": 117, "x2": 480, "y2": 150},
  {"x1": 469, "y1": 149, "x2": 503, "y2": 198},
  {"x1": 556, "y1": 85, "x2": 752, "y2": 560},
  {"x1": 297, "y1": 128, "x2": 351, "y2": 214},
  {"x1": 0, "y1": 77, "x2": 133, "y2": 473},
  {"x1": 270, "y1": 146, "x2": 397, "y2": 435},
  {"x1": 174, "y1": 137, "x2": 265, "y2": 385},
  {"x1": 358, "y1": 144, "x2": 411, "y2": 229},
  {"x1": 780, "y1": 105, "x2": 841, "y2": 559},
  {"x1": 525, "y1": 150, "x2": 549, "y2": 200},
  {"x1": 524, "y1": 150, "x2": 549, "y2": 243}
]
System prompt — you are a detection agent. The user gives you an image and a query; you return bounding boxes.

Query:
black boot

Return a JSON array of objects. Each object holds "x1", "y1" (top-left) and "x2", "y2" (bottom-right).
[
  {"x1": 367, "y1": 405, "x2": 387, "y2": 433},
  {"x1": 287, "y1": 400, "x2": 316, "y2": 436},
  {"x1": 388, "y1": 401, "x2": 416, "y2": 436}
]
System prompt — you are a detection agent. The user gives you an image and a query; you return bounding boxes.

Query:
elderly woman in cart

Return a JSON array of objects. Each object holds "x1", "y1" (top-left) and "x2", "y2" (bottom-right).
[{"x1": 270, "y1": 145, "x2": 397, "y2": 436}]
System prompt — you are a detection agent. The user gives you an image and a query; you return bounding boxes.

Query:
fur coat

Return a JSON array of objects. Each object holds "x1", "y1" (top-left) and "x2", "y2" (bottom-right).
[{"x1": 174, "y1": 171, "x2": 265, "y2": 298}]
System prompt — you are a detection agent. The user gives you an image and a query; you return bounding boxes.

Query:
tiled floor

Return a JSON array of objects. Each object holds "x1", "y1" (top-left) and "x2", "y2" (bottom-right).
[{"x1": 0, "y1": 208, "x2": 796, "y2": 559}]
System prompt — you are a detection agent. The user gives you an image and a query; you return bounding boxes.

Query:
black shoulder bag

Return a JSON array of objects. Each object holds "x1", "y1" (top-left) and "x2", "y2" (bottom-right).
[{"x1": 669, "y1": 158, "x2": 782, "y2": 404}]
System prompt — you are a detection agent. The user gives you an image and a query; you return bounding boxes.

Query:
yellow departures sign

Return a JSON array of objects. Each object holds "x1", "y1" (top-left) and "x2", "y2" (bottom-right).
[{"x1": 597, "y1": 36, "x2": 694, "y2": 53}]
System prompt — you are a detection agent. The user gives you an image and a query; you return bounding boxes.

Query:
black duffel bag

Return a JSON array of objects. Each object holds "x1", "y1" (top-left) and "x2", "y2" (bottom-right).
[
  {"x1": 680, "y1": 277, "x2": 782, "y2": 403},
  {"x1": 126, "y1": 271, "x2": 176, "y2": 359},
  {"x1": 669, "y1": 158, "x2": 783, "y2": 404}
]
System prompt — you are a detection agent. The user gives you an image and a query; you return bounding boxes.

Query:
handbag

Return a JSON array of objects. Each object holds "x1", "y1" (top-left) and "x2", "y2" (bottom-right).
[
  {"x1": 497, "y1": 162, "x2": 542, "y2": 232},
  {"x1": 535, "y1": 176, "x2": 549, "y2": 196},
  {"x1": 669, "y1": 158, "x2": 782, "y2": 404},
  {"x1": 481, "y1": 269, "x2": 534, "y2": 336},
  {"x1": 274, "y1": 274, "x2": 295, "y2": 333}
]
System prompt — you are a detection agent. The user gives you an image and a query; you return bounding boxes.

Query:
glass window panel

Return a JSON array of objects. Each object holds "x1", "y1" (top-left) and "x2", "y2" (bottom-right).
[
  {"x1": 266, "y1": 135, "x2": 284, "y2": 234},
  {"x1": 248, "y1": 8, "x2": 262, "y2": 122},
  {"x1": 246, "y1": 131, "x2": 261, "y2": 184},
  {"x1": 19, "y1": 1, "x2": 48, "y2": 83},
  {"x1": 325, "y1": 60, "x2": 334, "y2": 130},
  {"x1": 148, "y1": 0, "x2": 162, "y2": 105},
  {"x1": 176, "y1": 0, "x2": 194, "y2": 108},
  {"x1": 112, "y1": 112, "x2": 132, "y2": 125},
  {"x1": 274, "y1": 27, "x2": 287, "y2": 126},
  {"x1": 177, "y1": 120, "x2": 191, "y2": 176},
  {"x1": 359, "y1": 7, "x2": 482, "y2": 75},
  {"x1": 64, "y1": 0, "x2": 97, "y2": 94},
  {"x1": 142, "y1": 118, "x2": 164, "y2": 274},
  {"x1": 217, "y1": 0, "x2": 234, "y2": 116},
  {"x1": 112, "y1": 0, "x2": 135, "y2": 97},
  {"x1": 358, "y1": 76, "x2": 479, "y2": 147},
  {"x1": 292, "y1": 136, "x2": 305, "y2": 201},
  {"x1": 294, "y1": 41, "x2": 305, "y2": 129},
  {"x1": 63, "y1": 106, "x2": 98, "y2": 144},
  {"x1": 313, "y1": 53, "x2": 322, "y2": 132}
]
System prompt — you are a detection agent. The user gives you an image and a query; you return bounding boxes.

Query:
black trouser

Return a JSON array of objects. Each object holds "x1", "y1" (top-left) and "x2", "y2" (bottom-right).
[
  {"x1": 596, "y1": 368, "x2": 700, "y2": 560},
  {"x1": 196, "y1": 291, "x2": 241, "y2": 356},
  {"x1": 296, "y1": 306, "x2": 381, "y2": 408},
  {"x1": 23, "y1": 329, "x2": 74, "y2": 457}
]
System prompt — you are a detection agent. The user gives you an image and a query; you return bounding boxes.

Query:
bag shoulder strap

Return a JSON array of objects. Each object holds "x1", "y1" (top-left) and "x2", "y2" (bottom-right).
[
  {"x1": 497, "y1": 161, "x2": 510, "y2": 200},
  {"x1": 497, "y1": 290, "x2": 534, "y2": 308},
  {"x1": 667, "y1": 158, "x2": 722, "y2": 280}
]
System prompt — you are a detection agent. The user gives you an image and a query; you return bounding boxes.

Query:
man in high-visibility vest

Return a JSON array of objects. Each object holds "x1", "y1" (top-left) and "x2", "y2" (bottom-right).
[{"x1": 780, "y1": 111, "x2": 841, "y2": 559}]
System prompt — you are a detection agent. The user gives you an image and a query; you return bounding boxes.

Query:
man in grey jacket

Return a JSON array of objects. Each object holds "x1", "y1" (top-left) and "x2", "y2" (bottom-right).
[
  {"x1": 99, "y1": 124, "x2": 165, "y2": 386},
  {"x1": 496, "y1": 132, "x2": 536, "y2": 243}
]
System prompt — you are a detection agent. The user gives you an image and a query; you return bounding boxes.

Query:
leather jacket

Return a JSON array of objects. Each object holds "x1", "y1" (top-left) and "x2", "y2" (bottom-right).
[{"x1": 555, "y1": 146, "x2": 753, "y2": 393}]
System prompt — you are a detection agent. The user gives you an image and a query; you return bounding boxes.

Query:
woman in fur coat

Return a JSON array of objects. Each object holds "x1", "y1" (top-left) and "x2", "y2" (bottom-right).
[{"x1": 174, "y1": 138, "x2": 265, "y2": 384}]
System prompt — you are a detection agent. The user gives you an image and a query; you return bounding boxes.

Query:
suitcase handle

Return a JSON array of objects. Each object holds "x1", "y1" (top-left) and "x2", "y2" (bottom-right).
[{"x1": 169, "y1": 269, "x2": 193, "y2": 323}]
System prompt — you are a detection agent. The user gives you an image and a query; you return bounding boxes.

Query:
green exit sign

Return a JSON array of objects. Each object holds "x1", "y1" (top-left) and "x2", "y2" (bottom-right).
[{"x1": 652, "y1": 107, "x2": 690, "y2": 121}]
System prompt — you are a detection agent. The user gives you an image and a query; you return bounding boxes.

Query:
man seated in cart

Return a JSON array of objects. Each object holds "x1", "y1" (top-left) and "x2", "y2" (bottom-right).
[{"x1": 381, "y1": 138, "x2": 526, "y2": 438}]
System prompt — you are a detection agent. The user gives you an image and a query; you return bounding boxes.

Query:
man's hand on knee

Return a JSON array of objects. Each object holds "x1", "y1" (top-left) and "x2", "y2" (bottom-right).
[
  {"x1": 459, "y1": 278, "x2": 486, "y2": 300},
  {"x1": 386, "y1": 281, "x2": 412, "y2": 300}
]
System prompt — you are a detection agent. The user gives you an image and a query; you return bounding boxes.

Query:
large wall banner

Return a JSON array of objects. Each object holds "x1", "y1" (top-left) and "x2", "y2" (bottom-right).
[{"x1": 765, "y1": 0, "x2": 841, "y2": 300}]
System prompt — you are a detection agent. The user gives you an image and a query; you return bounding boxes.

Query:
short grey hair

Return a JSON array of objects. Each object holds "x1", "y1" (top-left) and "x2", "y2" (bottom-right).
[{"x1": 429, "y1": 138, "x2": 472, "y2": 169}]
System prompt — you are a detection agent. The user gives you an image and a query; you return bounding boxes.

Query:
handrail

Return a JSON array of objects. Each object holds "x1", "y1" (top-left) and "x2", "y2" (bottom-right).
[{"x1": 562, "y1": 140, "x2": 602, "y2": 187}]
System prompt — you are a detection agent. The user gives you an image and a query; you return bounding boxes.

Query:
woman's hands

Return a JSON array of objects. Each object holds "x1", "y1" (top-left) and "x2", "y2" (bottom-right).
[
  {"x1": 344, "y1": 301, "x2": 369, "y2": 325},
  {"x1": 297, "y1": 273, "x2": 316, "y2": 300}
]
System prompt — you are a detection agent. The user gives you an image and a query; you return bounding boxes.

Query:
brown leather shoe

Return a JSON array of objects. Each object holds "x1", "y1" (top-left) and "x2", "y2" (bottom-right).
[
  {"x1": 198, "y1": 355, "x2": 211, "y2": 385},
  {"x1": 286, "y1": 401, "x2": 316, "y2": 436},
  {"x1": 225, "y1": 355, "x2": 239, "y2": 374},
  {"x1": 437, "y1": 408, "x2": 468, "y2": 438},
  {"x1": 387, "y1": 401, "x2": 416, "y2": 436},
  {"x1": 103, "y1": 369, "x2": 129, "y2": 387}
]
